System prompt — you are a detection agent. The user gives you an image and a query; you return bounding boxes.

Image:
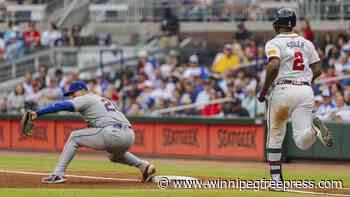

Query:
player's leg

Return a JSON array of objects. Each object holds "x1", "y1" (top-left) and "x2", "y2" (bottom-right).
[
  {"x1": 291, "y1": 100, "x2": 317, "y2": 150},
  {"x1": 266, "y1": 92, "x2": 289, "y2": 183},
  {"x1": 42, "y1": 127, "x2": 106, "y2": 183},
  {"x1": 105, "y1": 126, "x2": 155, "y2": 182},
  {"x1": 292, "y1": 86, "x2": 333, "y2": 150},
  {"x1": 109, "y1": 151, "x2": 155, "y2": 182}
]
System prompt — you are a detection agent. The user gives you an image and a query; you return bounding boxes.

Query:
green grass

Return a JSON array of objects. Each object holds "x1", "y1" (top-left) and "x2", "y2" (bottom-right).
[{"x1": 0, "y1": 152, "x2": 348, "y2": 197}]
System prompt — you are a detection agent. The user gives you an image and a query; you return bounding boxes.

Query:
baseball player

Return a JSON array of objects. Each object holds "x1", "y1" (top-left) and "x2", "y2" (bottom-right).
[
  {"x1": 29, "y1": 80, "x2": 156, "y2": 184},
  {"x1": 258, "y1": 8, "x2": 333, "y2": 186}
]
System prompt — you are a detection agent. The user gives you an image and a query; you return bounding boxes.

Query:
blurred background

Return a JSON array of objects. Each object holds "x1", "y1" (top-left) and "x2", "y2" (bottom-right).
[{"x1": 0, "y1": 0, "x2": 349, "y2": 123}]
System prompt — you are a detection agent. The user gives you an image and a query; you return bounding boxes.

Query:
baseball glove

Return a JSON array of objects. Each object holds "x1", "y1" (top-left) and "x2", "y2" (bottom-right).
[{"x1": 20, "y1": 111, "x2": 34, "y2": 136}]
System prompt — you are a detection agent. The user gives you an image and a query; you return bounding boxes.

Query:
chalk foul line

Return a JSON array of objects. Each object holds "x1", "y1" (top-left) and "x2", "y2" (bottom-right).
[
  {"x1": 0, "y1": 169, "x2": 140, "y2": 182},
  {"x1": 285, "y1": 189, "x2": 350, "y2": 197}
]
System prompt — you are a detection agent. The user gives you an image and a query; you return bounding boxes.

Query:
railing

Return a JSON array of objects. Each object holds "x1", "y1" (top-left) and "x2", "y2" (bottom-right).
[
  {"x1": 89, "y1": 0, "x2": 298, "y2": 23},
  {"x1": 0, "y1": 44, "x2": 166, "y2": 93}
]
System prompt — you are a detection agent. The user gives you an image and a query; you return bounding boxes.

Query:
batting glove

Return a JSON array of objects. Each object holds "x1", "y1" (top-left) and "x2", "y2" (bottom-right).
[{"x1": 258, "y1": 89, "x2": 268, "y2": 103}]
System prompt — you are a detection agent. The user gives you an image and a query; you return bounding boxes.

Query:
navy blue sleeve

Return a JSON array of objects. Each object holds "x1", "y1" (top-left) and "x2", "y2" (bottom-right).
[{"x1": 36, "y1": 101, "x2": 75, "y2": 117}]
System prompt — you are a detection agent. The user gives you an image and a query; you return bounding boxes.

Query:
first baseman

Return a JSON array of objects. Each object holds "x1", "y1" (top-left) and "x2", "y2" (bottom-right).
[
  {"x1": 258, "y1": 8, "x2": 333, "y2": 186},
  {"x1": 29, "y1": 80, "x2": 156, "y2": 184}
]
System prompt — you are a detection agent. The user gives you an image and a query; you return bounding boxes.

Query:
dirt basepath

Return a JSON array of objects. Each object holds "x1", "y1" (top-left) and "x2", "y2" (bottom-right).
[{"x1": 0, "y1": 171, "x2": 153, "y2": 189}]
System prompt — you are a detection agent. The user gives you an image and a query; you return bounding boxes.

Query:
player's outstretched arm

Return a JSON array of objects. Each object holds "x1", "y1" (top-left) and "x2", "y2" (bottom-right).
[{"x1": 32, "y1": 101, "x2": 75, "y2": 120}]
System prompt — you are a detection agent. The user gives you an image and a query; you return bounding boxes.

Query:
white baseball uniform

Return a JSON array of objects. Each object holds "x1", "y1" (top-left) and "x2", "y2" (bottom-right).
[{"x1": 265, "y1": 33, "x2": 320, "y2": 181}]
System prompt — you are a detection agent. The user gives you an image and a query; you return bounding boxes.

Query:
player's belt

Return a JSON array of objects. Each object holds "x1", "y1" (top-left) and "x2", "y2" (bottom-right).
[
  {"x1": 113, "y1": 123, "x2": 132, "y2": 130},
  {"x1": 275, "y1": 80, "x2": 310, "y2": 86}
]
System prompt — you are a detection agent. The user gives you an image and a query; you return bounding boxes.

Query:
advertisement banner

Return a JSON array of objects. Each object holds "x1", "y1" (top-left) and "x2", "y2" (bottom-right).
[
  {"x1": 11, "y1": 120, "x2": 56, "y2": 151},
  {"x1": 129, "y1": 123, "x2": 154, "y2": 154},
  {"x1": 0, "y1": 120, "x2": 11, "y2": 148},
  {"x1": 208, "y1": 125, "x2": 265, "y2": 160},
  {"x1": 55, "y1": 120, "x2": 93, "y2": 151},
  {"x1": 154, "y1": 124, "x2": 208, "y2": 156}
]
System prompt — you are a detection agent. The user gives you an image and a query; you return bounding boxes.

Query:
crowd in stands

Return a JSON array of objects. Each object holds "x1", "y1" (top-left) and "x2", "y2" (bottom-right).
[
  {"x1": 5, "y1": 0, "x2": 53, "y2": 4},
  {"x1": 0, "y1": 20, "x2": 112, "y2": 60},
  {"x1": 1, "y1": 15, "x2": 350, "y2": 121}
]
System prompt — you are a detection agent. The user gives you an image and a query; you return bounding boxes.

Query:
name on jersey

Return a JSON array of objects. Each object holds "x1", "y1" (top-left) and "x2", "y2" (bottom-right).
[{"x1": 286, "y1": 40, "x2": 304, "y2": 49}]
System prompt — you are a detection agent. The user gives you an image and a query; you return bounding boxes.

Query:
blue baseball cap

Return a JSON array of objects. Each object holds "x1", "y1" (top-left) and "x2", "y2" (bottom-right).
[{"x1": 64, "y1": 80, "x2": 88, "y2": 96}]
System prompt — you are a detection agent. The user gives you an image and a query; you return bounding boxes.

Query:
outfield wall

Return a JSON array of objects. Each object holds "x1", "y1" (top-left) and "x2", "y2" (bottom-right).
[
  {"x1": 0, "y1": 115, "x2": 348, "y2": 161},
  {"x1": 0, "y1": 115, "x2": 265, "y2": 161}
]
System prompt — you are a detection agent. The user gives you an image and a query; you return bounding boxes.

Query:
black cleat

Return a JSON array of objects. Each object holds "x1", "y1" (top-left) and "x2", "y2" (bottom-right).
[
  {"x1": 142, "y1": 164, "x2": 156, "y2": 183},
  {"x1": 312, "y1": 117, "x2": 334, "y2": 147},
  {"x1": 41, "y1": 174, "x2": 66, "y2": 184}
]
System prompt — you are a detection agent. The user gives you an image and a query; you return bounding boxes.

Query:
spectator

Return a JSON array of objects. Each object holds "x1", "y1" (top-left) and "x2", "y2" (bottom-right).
[
  {"x1": 23, "y1": 22, "x2": 41, "y2": 51},
  {"x1": 0, "y1": 1, "x2": 6, "y2": 21},
  {"x1": 180, "y1": 80, "x2": 196, "y2": 105},
  {"x1": 91, "y1": 71, "x2": 110, "y2": 96},
  {"x1": 36, "y1": 64, "x2": 48, "y2": 89},
  {"x1": 302, "y1": 19, "x2": 314, "y2": 42},
  {"x1": 104, "y1": 85, "x2": 119, "y2": 102},
  {"x1": 334, "y1": 53, "x2": 350, "y2": 75},
  {"x1": 97, "y1": 32, "x2": 111, "y2": 46},
  {"x1": 201, "y1": 89, "x2": 222, "y2": 117},
  {"x1": 212, "y1": 44, "x2": 240, "y2": 74},
  {"x1": 4, "y1": 21, "x2": 24, "y2": 60},
  {"x1": 70, "y1": 24, "x2": 82, "y2": 46},
  {"x1": 222, "y1": 80, "x2": 249, "y2": 117},
  {"x1": 313, "y1": 95, "x2": 323, "y2": 114},
  {"x1": 222, "y1": 98, "x2": 249, "y2": 117},
  {"x1": 137, "y1": 50, "x2": 155, "y2": 81},
  {"x1": 7, "y1": 84, "x2": 25, "y2": 113},
  {"x1": 151, "y1": 78, "x2": 172, "y2": 101},
  {"x1": 160, "y1": 50, "x2": 179, "y2": 78},
  {"x1": 41, "y1": 22, "x2": 62, "y2": 47},
  {"x1": 234, "y1": 23, "x2": 252, "y2": 44},
  {"x1": 126, "y1": 103, "x2": 144, "y2": 116},
  {"x1": 317, "y1": 89, "x2": 336, "y2": 120},
  {"x1": 183, "y1": 54, "x2": 201, "y2": 79},
  {"x1": 24, "y1": 79, "x2": 41, "y2": 110},
  {"x1": 136, "y1": 80, "x2": 155, "y2": 111},
  {"x1": 38, "y1": 78, "x2": 63, "y2": 107},
  {"x1": 244, "y1": 38, "x2": 258, "y2": 62},
  {"x1": 22, "y1": 71, "x2": 33, "y2": 95},
  {"x1": 195, "y1": 80, "x2": 212, "y2": 111},
  {"x1": 344, "y1": 85, "x2": 350, "y2": 105},
  {"x1": 324, "y1": 46, "x2": 340, "y2": 69},
  {"x1": 0, "y1": 33, "x2": 4, "y2": 59},
  {"x1": 184, "y1": 54, "x2": 211, "y2": 80},
  {"x1": 159, "y1": 4, "x2": 180, "y2": 48},
  {"x1": 241, "y1": 84, "x2": 265, "y2": 117},
  {"x1": 329, "y1": 93, "x2": 350, "y2": 122}
]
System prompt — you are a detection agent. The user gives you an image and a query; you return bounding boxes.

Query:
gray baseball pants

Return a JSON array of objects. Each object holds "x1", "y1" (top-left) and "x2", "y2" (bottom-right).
[{"x1": 52, "y1": 125, "x2": 148, "y2": 176}]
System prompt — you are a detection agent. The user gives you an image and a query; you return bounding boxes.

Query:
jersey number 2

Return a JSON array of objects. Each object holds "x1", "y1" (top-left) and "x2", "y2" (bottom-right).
[
  {"x1": 101, "y1": 99, "x2": 116, "y2": 112},
  {"x1": 292, "y1": 51, "x2": 305, "y2": 71}
]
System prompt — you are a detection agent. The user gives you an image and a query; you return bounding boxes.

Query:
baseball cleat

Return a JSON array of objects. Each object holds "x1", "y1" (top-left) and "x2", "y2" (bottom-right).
[
  {"x1": 41, "y1": 174, "x2": 66, "y2": 184},
  {"x1": 312, "y1": 117, "x2": 334, "y2": 147},
  {"x1": 142, "y1": 164, "x2": 156, "y2": 183}
]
